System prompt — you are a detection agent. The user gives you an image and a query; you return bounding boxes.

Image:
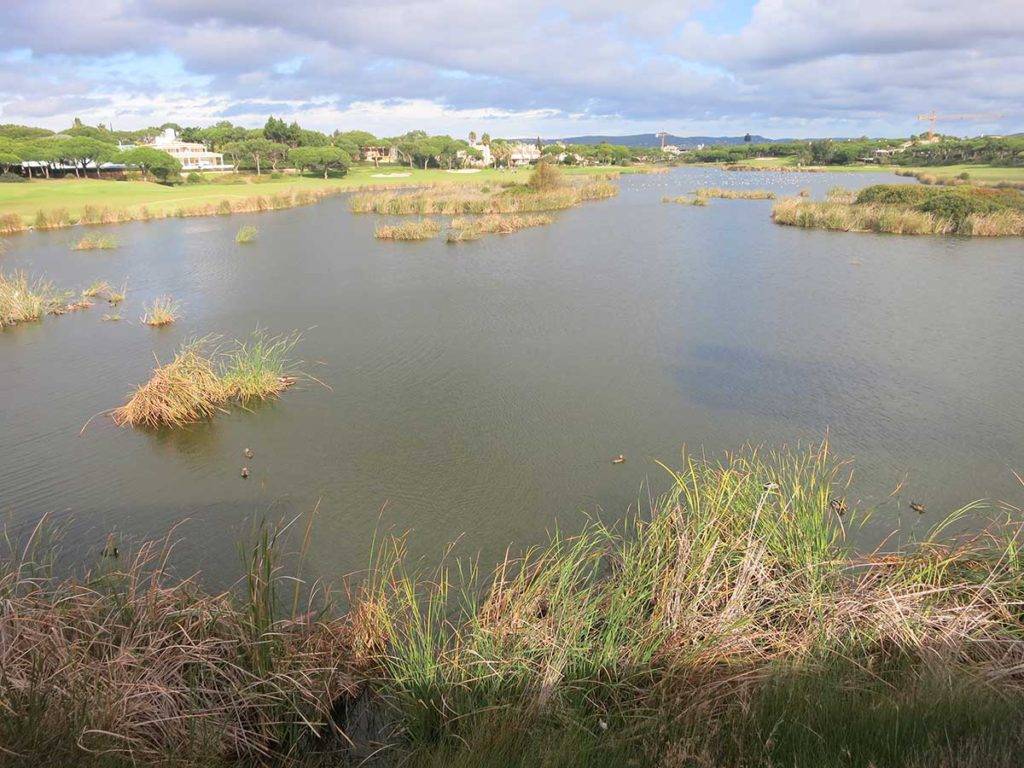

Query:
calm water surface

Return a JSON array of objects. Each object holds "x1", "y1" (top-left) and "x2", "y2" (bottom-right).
[{"x1": 2, "y1": 168, "x2": 1023, "y2": 583}]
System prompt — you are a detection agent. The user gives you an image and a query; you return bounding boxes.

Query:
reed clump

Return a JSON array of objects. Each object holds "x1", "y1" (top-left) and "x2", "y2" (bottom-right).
[
  {"x1": 350, "y1": 178, "x2": 618, "y2": 218},
  {"x1": 374, "y1": 218, "x2": 441, "y2": 240},
  {"x1": 0, "y1": 212, "x2": 25, "y2": 234},
  {"x1": 84, "y1": 280, "x2": 126, "y2": 303},
  {"x1": 71, "y1": 233, "x2": 118, "y2": 251},
  {"x1": 4, "y1": 443, "x2": 1024, "y2": 764},
  {"x1": 140, "y1": 296, "x2": 180, "y2": 327},
  {"x1": 235, "y1": 224, "x2": 258, "y2": 243},
  {"x1": 447, "y1": 213, "x2": 553, "y2": 242},
  {"x1": 696, "y1": 187, "x2": 776, "y2": 200},
  {"x1": 0, "y1": 270, "x2": 63, "y2": 328},
  {"x1": 112, "y1": 332, "x2": 301, "y2": 428},
  {"x1": 662, "y1": 195, "x2": 708, "y2": 206}
]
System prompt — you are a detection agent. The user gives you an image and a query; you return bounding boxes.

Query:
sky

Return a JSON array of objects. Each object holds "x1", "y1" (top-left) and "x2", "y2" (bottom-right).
[{"x1": 2, "y1": 0, "x2": 1022, "y2": 139}]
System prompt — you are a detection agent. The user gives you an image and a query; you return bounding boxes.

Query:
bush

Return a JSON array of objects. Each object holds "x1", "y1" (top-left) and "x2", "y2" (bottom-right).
[{"x1": 0, "y1": 172, "x2": 26, "y2": 183}]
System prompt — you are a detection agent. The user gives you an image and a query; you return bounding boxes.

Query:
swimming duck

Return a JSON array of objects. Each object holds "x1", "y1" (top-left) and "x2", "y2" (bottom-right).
[
  {"x1": 101, "y1": 533, "x2": 119, "y2": 559},
  {"x1": 244, "y1": 447, "x2": 254, "y2": 460},
  {"x1": 241, "y1": 467, "x2": 250, "y2": 479},
  {"x1": 830, "y1": 498, "x2": 847, "y2": 516},
  {"x1": 910, "y1": 501, "x2": 926, "y2": 514},
  {"x1": 611, "y1": 455, "x2": 626, "y2": 465}
]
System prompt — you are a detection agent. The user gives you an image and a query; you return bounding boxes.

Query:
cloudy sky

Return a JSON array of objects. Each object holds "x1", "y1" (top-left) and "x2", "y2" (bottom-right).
[{"x1": 2, "y1": 0, "x2": 1021, "y2": 138}]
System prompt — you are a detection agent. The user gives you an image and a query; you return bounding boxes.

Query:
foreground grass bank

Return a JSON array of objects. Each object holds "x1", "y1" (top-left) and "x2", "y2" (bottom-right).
[
  {"x1": 3, "y1": 443, "x2": 1024, "y2": 767},
  {"x1": 773, "y1": 183, "x2": 1024, "y2": 236}
]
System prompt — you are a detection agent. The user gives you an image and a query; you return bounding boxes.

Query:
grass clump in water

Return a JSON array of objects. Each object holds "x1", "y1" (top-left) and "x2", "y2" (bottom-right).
[
  {"x1": 375, "y1": 219, "x2": 441, "y2": 241},
  {"x1": 235, "y1": 224, "x2": 258, "y2": 244},
  {"x1": 0, "y1": 270, "x2": 63, "y2": 328},
  {"x1": 72, "y1": 234, "x2": 118, "y2": 251},
  {"x1": 662, "y1": 194, "x2": 708, "y2": 206},
  {"x1": 219, "y1": 331, "x2": 300, "y2": 402},
  {"x1": 141, "y1": 296, "x2": 180, "y2": 327},
  {"x1": 112, "y1": 339, "x2": 224, "y2": 428},
  {"x1": 112, "y1": 332, "x2": 302, "y2": 428},
  {"x1": 447, "y1": 213, "x2": 553, "y2": 242},
  {"x1": 696, "y1": 187, "x2": 776, "y2": 200}
]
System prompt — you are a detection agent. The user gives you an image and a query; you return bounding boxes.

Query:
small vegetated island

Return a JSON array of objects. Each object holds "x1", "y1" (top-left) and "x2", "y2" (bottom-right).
[
  {"x1": 360, "y1": 163, "x2": 618, "y2": 242},
  {"x1": 773, "y1": 184, "x2": 1024, "y2": 236}
]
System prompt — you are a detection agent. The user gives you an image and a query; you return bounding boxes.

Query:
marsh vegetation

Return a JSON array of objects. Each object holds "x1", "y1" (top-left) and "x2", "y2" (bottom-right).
[
  {"x1": 3, "y1": 444, "x2": 1024, "y2": 766},
  {"x1": 111, "y1": 332, "x2": 300, "y2": 429},
  {"x1": 773, "y1": 184, "x2": 1024, "y2": 236},
  {"x1": 140, "y1": 296, "x2": 180, "y2": 327}
]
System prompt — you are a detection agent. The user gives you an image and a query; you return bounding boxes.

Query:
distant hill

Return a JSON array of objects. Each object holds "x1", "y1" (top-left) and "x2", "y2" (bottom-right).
[{"x1": 549, "y1": 134, "x2": 792, "y2": 148}]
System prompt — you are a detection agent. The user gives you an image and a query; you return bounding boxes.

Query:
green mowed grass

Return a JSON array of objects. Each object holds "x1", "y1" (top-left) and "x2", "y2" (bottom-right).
[{"x1": 0, "y1": 165, "x2": 643, "y2": 225}]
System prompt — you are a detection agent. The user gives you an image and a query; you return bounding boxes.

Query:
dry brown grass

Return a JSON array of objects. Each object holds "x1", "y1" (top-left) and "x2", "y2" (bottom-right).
[
  {"x1": 0, "y1": 519, "x2": 360, "y2": 764},
  {"x1": 0, "y1": 211, "x2": 25, "y2": 234},
  {"x1": 447, "y1": 213, "x2": 554, "y2": 242},
  {"x1": 374, "y1": 218, "x2": 441, "y2": 240}
]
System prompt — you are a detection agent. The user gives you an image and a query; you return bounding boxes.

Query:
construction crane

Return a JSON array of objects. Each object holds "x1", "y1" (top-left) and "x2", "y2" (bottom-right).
[
  {"x1": 916, "y1": 111, "x2": 1003, "y2": 140},
  {"x1": 656, "y1": 131, "x2": 668, "y2": 150}
]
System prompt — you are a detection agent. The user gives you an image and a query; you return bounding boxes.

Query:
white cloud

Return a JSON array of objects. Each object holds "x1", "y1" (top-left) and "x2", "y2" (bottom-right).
[{"x1": 0, "y1": 0, "x2": 1020, "y2": 137}]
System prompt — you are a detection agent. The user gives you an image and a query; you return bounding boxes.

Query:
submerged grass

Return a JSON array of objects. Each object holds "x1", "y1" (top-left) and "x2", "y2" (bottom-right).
[
  {"x1": 112, "y1": 331, "x2": 301, "y2": 428},
  {"x1": 235, "y1": 224, "x2": 258, "y2": 244},
  {"x1": 3, "y1": 442, "x2": 1024, "y2": 766},
  {"x1": 374, "y1": 218, "x2": 441, "y2": 241},
  {"x1": 140, "y1": 296, "x2": 180, "y2": 327}
]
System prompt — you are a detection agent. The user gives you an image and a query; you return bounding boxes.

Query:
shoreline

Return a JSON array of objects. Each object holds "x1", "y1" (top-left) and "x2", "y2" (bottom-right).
[
  {"x1": 0, "y1": 165, "x2": 652, "y2": 236},
  {"x1": 2, "y1": 444, "x2": 1023, "y2": 766}
]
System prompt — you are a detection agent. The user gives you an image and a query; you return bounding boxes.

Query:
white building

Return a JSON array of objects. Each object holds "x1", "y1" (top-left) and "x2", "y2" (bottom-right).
[
  {"x1": 463, "y1": 140, "x2": 492, "y2": 167},
  {"x1": 508, "y1": 142, "x2": 542, "y2": 167},
  {"x1": 146, "y1": 129, "x2": 232, "y2": 170}
]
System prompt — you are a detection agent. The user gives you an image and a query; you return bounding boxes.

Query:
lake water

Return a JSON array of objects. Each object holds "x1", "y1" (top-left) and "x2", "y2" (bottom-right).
[{"x1": 2, "y1": 167, "x2": 1023, "y2": 584}]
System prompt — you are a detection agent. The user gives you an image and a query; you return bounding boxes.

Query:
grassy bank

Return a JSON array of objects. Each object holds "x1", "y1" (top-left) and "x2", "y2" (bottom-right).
[
  {"x1": 3, "y1": 443, "x2": 1024, "y2": 767},
  {"x1": 704, "y1": 157, "x2": 1024, "y2": 186},
  {"x1": 773, "y1": 183, "x2": 1024, "y2": 236},
  {"x1": 0, "y1": 165, "x2": 644, "y2": 234}
]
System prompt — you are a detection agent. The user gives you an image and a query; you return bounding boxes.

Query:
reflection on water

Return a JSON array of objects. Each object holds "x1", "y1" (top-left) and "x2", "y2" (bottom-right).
[{"x1": 1, "y1": 167, "x2": 1022, "y2": 584}]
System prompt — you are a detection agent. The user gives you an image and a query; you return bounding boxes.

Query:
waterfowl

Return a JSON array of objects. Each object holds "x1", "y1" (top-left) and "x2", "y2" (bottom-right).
[
  {"x1": 241, "y1": 467, "x2": 250, "y2": 479},
  {"x1": 611, "y1": 455, "x2": 626, "y2": 465},
  {"x1": 243, "y1": 447, "x2": 254, "y2": 460},
  {"x1": 101, "y1": 534, "x2": 119, "y2": 559},
  {"x1": 830, "y1": 498, "x2": 847, "y2": 516},
  {"x1": 910, "y1": 501, "x2": 926, "y2": 514}
]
